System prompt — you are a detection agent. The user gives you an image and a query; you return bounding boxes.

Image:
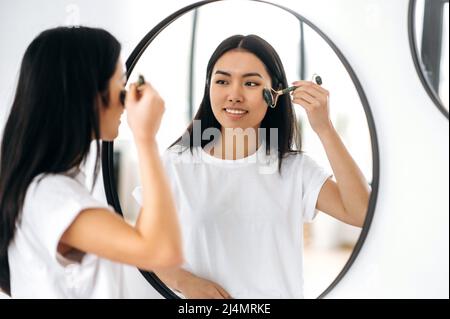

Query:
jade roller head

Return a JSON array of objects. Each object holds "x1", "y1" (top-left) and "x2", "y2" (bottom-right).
[
  {"x1": 119, "y1": 74, "x2": 146, "y2": 106},
  {"x1": 262, "y1": 73, "x2": 322, "y2": 108},
  {"x1": 262, "y1": 86, "x2": 293, "y2": 109}
]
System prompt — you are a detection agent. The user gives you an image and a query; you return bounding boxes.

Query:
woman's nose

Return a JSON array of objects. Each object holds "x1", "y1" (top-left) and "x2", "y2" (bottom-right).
[
  {"x1": 228, "y1": 96, "x2": 242, "y2": 103},
  {"x1": 227, "y1": 84, "x2": 244, "y2": 103}
]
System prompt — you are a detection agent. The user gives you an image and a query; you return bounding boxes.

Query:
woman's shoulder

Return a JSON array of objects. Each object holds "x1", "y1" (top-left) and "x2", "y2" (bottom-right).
[
  {"x1": 281, "y1": 151, "x2": 322, "y2": 171},
  {"x1": 24, "y1": 170, "x2": 110, "y2": 220},
  {"x1": 282, "y1": 151, "x2": 306, "y2": 164},
  {"x1": 164, "y1": 144, "x2": 199, "y2": 163},
  {"x1": 27, "y1": 170, "x2": 89, "y2": 202}
]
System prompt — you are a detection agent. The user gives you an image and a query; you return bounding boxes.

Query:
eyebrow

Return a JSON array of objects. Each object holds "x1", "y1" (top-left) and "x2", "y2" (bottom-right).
[{"x1": 214, "y1": 70, "x2": 263, "y2": 78}]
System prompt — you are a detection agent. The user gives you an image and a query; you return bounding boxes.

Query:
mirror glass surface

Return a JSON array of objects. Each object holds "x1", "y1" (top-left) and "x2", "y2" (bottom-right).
[{"x1": 114, "y1": 0, "x2": 373, "y2": 298}]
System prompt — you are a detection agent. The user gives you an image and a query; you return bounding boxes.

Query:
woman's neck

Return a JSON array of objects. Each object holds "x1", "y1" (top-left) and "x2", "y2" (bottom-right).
[{"x1": 209, "y1": 126, "x2": 261, "y2": 160}]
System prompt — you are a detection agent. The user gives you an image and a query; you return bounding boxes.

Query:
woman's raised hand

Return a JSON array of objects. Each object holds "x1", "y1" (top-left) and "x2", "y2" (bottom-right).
[
  {"x1": 125, "y1": 81, "x2": 165, "y2": 142},
  {"x1": 291, "y1": 80, "x2": 333, "y2": 136}
]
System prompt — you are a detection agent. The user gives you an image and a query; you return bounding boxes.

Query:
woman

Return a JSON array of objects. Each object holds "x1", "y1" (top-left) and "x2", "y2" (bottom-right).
[
  {"x1": 0, "y1": 26, "x2": 183, "y2": 298},
  {"x1": 134, "y1": 34, "x2": 370, "y2": 298}
]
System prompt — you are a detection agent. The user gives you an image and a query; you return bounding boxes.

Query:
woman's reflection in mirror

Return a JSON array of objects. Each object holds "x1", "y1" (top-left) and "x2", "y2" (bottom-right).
[{"x1": 134, "y1": 34, "x2": 371, "y2": 299}]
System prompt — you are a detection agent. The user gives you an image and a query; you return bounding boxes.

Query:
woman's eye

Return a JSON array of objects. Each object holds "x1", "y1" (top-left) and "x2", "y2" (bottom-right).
[
  {"x1": 215, "y1": 80, "x2": 228, "y2": 85},
  {"x1": 245, "y1": 81, "x2": 260, "y2": 87}
]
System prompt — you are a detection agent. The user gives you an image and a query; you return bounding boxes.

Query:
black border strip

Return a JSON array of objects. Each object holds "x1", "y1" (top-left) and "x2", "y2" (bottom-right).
[{"x1": 102, "y1": 0, "x2": 380, "y2": 299}]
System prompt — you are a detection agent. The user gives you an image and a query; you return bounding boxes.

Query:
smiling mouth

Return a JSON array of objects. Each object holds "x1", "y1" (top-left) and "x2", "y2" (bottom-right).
[{"x1": 223, "y1": 108, "x2": 249, "y2": 115}]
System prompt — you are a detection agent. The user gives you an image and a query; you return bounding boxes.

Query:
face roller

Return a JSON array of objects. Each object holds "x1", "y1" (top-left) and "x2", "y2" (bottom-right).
[{"x1": 263, "y1": 73, "x2": 322, "y2": 108}]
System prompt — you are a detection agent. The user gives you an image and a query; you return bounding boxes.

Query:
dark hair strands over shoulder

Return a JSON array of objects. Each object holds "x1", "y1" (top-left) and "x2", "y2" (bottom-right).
[
  {"x1": 0, "y1": 26, "x2": 121, "y2": 295},
  {"x1": 170, "y1": 34, "x2": 302, "y2": 170}
]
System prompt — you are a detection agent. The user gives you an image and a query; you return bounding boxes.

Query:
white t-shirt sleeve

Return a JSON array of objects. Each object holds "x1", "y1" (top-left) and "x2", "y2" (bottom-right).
[
  {"x1": 25, "y1": 174, "x2": 112, "y2": 265},
  {"x1": 301, "y1": 154, "x2": 332, "y2": 223},
  {"x1": 132, "y1": 186, "x2": 143, "y2": 206}
]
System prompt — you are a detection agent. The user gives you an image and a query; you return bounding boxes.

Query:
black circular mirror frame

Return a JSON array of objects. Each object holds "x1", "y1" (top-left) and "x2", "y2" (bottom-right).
[
  {"x1": 102, "y1": 0, "x2": 380, "y2": 299},
  {"x1": 408, "y1": 0, "x2": 449, "y2": 120}
]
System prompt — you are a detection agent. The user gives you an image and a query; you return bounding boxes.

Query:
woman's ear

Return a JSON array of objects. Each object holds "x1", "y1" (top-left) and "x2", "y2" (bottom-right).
[
  {"x1": 99, "y1": 86, "x2": 111, "y2": 107},
  {"x1": 95, "y1": 93, "x2": 107, "y2": 111},
  {"x1": 98, "y1": 90, "x2": 109, "y2": 108}
]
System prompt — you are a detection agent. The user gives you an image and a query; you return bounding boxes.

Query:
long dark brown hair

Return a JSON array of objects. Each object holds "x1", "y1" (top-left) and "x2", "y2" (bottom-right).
[{"x1": 0, "y1": 26, "x2": 121, "y2": 295}]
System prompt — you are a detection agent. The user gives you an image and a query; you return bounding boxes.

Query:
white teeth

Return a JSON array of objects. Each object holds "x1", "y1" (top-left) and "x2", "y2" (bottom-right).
[{"x1": 225, "y1": 108, "x2": 247, "y2": 115}]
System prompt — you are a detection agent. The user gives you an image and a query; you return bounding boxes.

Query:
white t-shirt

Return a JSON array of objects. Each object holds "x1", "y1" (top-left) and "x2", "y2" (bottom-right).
[
  {"x1": 133, "y1": 142, "x2": 331, "y2": 299},
  {"x1": 8, "y1": 168, "x2": 124, "y2": 298}
]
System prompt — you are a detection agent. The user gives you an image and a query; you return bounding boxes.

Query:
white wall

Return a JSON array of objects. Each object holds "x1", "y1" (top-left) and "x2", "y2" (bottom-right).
[
  {"x1": 0, "y1": 0, "x2": 195, "y2": 131},
  {"x1": 0, "y1": 0, "x2": 448, "y2": 299}
]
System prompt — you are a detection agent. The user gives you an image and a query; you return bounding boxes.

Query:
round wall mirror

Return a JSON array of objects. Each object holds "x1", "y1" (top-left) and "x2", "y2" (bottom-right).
[
  {"x1": 409, "y1": 0, "x2": 449, "y2": 118},
  {"x1": 103, "y1": 0, "x2": 379, "y2": 299}
]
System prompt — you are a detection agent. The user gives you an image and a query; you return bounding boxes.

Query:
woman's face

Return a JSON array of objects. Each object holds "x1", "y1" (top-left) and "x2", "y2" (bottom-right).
[
  {"x1": 210, "y1": 50, "x2": 272, "y2": 131},
  {"x1": 99, "y1": 60, "x2": 126, "y2": 141}
]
